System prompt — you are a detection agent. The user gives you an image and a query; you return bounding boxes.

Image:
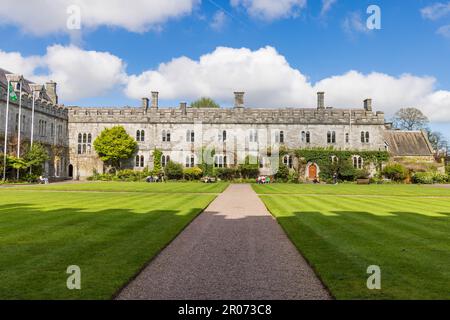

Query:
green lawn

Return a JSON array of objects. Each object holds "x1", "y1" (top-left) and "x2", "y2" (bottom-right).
[
  {"x1": 8, "y1": 181, "x2": 229, "y2": 193},
  {"x1": 0, "y1": 182, "x2": 220, "y2": 299},
  {"x1": 253, "y1": 183, "x2": 450, "y2": 196},
  {"x1": 255, "y1": 184, "x2": 450, "y2": 299}
]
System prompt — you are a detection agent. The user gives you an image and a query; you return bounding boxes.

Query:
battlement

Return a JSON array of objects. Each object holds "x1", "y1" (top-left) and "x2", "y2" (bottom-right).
[{"x1": 68, "y1": 106, "x2": 385, "y2": 125}]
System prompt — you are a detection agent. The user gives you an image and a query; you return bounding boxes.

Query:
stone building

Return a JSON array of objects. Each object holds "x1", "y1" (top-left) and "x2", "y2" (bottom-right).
[
  {"x1": 0, "y1": 68, "x2": 436, "y2": 180},
  {"x1": 0, "y1": 69, "x2": 69, "y2": 178}
]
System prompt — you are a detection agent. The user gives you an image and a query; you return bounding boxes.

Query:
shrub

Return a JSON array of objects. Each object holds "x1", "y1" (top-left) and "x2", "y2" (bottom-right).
[
  {"x1": 164, "y1": 161, "x2": 184, "y2": 180},
  {"x1": 433, "y1": 173, "x2": 448, "y2": 184},
  {"x1": 288, "y1": 170, "x2": 299, "y2": 183},
  {"x1": 275, "y1": 164, "x2": 290, "y2": 182},
  {"x1": 214, "y1": 167, "x2": 238, "y2": 180},
  {"x1": 446, "y1": 164, "x2": 450, "y2": 174},
  {"x1": 239, "y1": 164, "x2": 260, "y2": 179},
  {"x1": 183, "y1": 167, "x2": 203, "y2": 180},
  {"x1": 412, "y1": 172, "x2": 434, "y2": 184},
  {"x1": 339, "y1": 160, "x2": 358, "y2": 182},
  {"x1": 412, "y1": 172, "x2": 448, "y2": 184},
  {"x1": 382, "y1": 163, "x2": 408, "y2": 182}
]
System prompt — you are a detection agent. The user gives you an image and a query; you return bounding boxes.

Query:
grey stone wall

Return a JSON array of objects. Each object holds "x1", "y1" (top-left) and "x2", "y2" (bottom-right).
[
  {"x1": 67, "y1": 103, "x2": 387, "y2": 179},
  {"x1": 0, "y1": 90, "x2": 69, "y2": 178}
]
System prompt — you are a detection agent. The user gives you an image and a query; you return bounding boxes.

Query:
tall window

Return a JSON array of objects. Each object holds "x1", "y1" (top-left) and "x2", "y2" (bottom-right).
[
  {"x1": 361, "y1": 131, "x2": 370, "y2": 143},
  {"x1": 161, "y1": 155, "x2": 170, "y2": 167},
  {"x1": 283, "y1": 155, "x2": 293, "y2": 169},
  {"x1": 186, "y1": 130, "x2": 195, "y2": 143},
  {"x1": 352, "y1": 156, "x2": 363, "y2": 169},
  {"x1": 162, "y1": 130, "x2": 171, "y2": 142},
  {"x1": 214, "y1": 155, "x2": 227, "y2": 168},
  {"x1": 327, "y1": 131, "x2": 336, "y2": 144},
  {"x1": 218, "y1": 130, "x2": 227, "y2": 142},
  {"x1": 345, "y1": 133, "x2": 350, "y2": 143},
  {"x1": 136, "y1": 130, "x2": 145, "y2": 142},
  {"x1": 185, "y1": 154, "x2": 195, "y2": 168},
  {"x1": 275, "y1": 131, "x2": 285, "y2": 144},
  {"x1": 77, "y1": 133, "x2": 92, "y2": 155},
  {"x1": 249, "y1": 130, "x2": 258, "y2": 143},
  {"x1": 135, "y1": 155, "x2": 145, "y2": 168}
]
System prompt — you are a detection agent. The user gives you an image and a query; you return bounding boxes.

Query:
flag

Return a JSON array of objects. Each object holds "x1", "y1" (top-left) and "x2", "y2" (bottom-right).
[{"x1": 8, "y1": 82, "x2": 18, "y2": 102}]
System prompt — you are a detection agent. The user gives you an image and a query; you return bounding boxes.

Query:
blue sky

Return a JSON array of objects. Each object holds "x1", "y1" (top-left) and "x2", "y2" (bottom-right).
[{"x1": 0, "y1": 0, "x2": 449, "y2": 139}]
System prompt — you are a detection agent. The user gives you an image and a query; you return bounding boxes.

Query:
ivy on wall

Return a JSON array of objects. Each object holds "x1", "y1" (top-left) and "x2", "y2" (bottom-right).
[
  {"x1": 153, "y1": 148, "x2": 163, "y2": 173},
  {"x1": 293, "y1": 148, "x2": 389, "y2": 168}
]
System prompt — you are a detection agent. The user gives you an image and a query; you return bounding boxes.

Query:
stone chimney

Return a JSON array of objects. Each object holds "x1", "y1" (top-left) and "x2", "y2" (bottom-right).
[
  {"x1": 142, "y1": 97, "x2": 149, "y2": 112},
  {"x1": 151, "y1": 91, "x2": 159, "y2": 109},
  {"x1": 317, "y1": 92, "x2": 325, "y2": 110},
  {"x1": 180, "y1": 102, "x2": 187, "y2": 115},
  {"x1": 234, "y1": 91, "x2": 245, "y2": 108},
  {"x1": 46, "y1": 81, "x2": 58, "y2": 105},
  {"x1": 364, "y1": 98, "x2": 372, "y2": 112}
]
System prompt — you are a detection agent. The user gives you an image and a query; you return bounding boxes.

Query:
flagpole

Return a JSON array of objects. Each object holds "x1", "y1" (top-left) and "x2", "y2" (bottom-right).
[
  {"x1": 30, "y1": 90, "x2": 36, "y2": 148},
  {"x1": 16, "y1": 79, "x2": 23, "y2": 180},
  {"x1": 2, "y1": 79, "x2": 10, "y2": 182}
]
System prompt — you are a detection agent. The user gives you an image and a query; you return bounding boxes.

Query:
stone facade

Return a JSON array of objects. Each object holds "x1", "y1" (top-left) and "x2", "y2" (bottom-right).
[
  {"x1": 68, "y1": 91, "x2": 388, "y2": 179},
  {"x1": 0, "y1": 70, "x2": 69, "y2": 178},
  {"x1": 1, "y1": 68, "x2": 435, "y2": 181}
]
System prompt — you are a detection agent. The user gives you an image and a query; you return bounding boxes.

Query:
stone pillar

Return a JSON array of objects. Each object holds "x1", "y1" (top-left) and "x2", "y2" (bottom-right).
[
  {"x1": 180, "y1": 102, "x2": 187, "y2": 115},
  {"x1": 234, "y1": 92, "x2": 245, "y2": 108},
  {"x1": 317, "y1": 92, "x2": 325, "y2": 110},
  {"x1": 46, "y1": 81, "x2": 58, "y2": 105},
  {"x1": 151, "y1": 91, "x2": 159, "y2": 109},
  {"x1": 364, "y1": 98, "x2": 372, "y2": 112},
  {"x1": 142, "y1": 98, "x2": 149, "y2": 112}
]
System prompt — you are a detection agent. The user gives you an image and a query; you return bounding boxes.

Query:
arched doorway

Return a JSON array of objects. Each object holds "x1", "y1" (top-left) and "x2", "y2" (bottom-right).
[
  {"x1": 68, "y1": 164, "x2": 73, "y2": 178},
  {"x1": 308, "y1": 163, "x2": 318, "y2": 180}
]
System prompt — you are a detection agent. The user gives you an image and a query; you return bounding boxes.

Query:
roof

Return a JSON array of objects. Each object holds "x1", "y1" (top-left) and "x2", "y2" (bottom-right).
[
  {"x1": 0, "y1": 68, "x2": 53, "y2": 102},
  {"x1": 384, "y1": 130, "x2": 434, "y2": 156}
]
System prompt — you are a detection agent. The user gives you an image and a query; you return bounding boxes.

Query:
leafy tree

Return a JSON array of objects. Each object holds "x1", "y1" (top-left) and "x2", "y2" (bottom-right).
[
  {"x1": 23, "y1": 143, "x2": 49, "y2": 175},
  {"x1": 93, "y1": 126, "x2": 137, "y2": 170},
  {"x1": 164, "y1": 161, "x2": 184, "y2": 180},
  {"x1": 392, "y1": 108, "x2": 429, "y2": 131},
  {"x1": 275, "y1": 163, "x2": 290, "y2": 182},
  {"x1": 191, "y1": 97, "x2": 220, "y2": 109}
]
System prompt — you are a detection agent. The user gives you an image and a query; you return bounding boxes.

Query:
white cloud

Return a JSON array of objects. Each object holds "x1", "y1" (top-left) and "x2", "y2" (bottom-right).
[
  {"x1": 421, "y1": 2, "x2": 450, "y2": 21},
  {"x1": 321, "y1": 0, "x2": 337, "y2": 16},
  {"x1": 125, "y1": 46, "x2": 450, "y2": 122},
  {"x1": 437, "y1": 24, "x2": 450, "y2": 38},
  {"x1": 230, "y1": 0, "x2": 307, "y2": 21},
  {"x1": 0, "y1": 0, "x2": 198, "y2": 36},
  {"x1": 210, "y1": 11, "x2": 228, "y2": 31},
  {"x1": 342, "y1": 12, "x2": 370, "y2": 35},
  {"x1": 0, "y1": 45, "x2": 127, "y2": 102}
]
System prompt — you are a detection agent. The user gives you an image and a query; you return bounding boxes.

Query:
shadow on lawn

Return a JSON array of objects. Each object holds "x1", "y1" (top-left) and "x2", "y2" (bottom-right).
[
  {"x1": 275, "y1": 210, "x2": 450, "y2": 299},
  {"x1": 0, "y1": 203, "x2": 205, "y2": 300}
]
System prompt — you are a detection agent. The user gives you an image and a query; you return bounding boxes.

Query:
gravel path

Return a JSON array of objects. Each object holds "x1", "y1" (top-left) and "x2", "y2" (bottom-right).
[{"x1": 116, "y1": 184, "x2": 331, "y2": 300}]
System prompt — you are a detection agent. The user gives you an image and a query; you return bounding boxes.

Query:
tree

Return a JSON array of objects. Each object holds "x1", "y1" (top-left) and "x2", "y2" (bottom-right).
[
  {"x1": 23, "y1": 143, "x2": 49, "y2": 175},
  {"x1": 93, "y1": 126, "x2": 137, "y2": 170},
  {"x1": 392, "y1": 108, "x2": 429, "y2": 131},
  {"x1": 427, "y1": 130, "x2": 448, "y2": 154},
  {"x1": 164, "y1": 161, "x2": 184, "y2": 180},
  {"x1": 190, "y1": 97, "x2": 220, "y2": 109}
]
